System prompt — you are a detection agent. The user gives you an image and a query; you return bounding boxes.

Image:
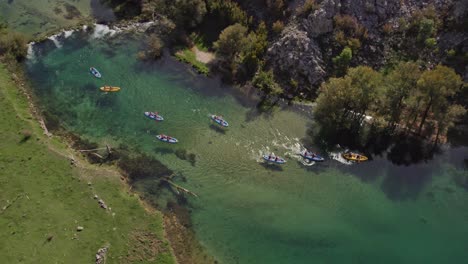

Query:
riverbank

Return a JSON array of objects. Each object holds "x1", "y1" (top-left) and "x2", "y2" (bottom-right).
[{"x1": 0, "y1": 63, "x2": 177, "y2": 263}]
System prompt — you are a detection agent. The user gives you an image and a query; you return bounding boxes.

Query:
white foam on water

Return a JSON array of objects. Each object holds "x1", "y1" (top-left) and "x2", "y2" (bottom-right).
[
  {"x1": 63, "y1": 30, "x2": 74, "y2": 38},
  {"x1": 330, "y1": 151, "x2": 354, "y2": 165},
  {"x1": 92, "y1": 24, "x2": 119, "y2": 39},
  {"x1": 26, "y1": 42, "x2": 36, "y2": 61},
  {"x1": 48, "y1": 34, "x2": 62, "y2": 48}
]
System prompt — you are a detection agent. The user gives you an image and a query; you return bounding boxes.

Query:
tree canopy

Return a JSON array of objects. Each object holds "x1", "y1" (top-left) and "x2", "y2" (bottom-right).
[{"x1": 314, "y1": 63, "x2": 465, "y2": 141}]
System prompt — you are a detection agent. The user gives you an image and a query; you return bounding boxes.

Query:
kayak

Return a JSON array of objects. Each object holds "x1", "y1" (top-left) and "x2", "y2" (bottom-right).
[
  {"x1": 90, "y1": 67, "x2": 102, "y2": 78},
  {"x1": 144, "y1": 112, "x2": 164, "y2": 121},
  {"x1": 100, "y1": 86, "x2": 120, "y2": 92},
  {"x1": 211, "y1": 115, "x2": 229, "y2": 127},
  {"x1": 156, "y1": 134, "x2": 178, "y2": 144},
  {"x1": 342, "y1": 152, "x2": 368, "y2": 162},
  {"x1": 263, "y1": 155, "x2": 286, "y2": 164},
  {"x1": 300, "y1": 150, "x2": 325, "y2": 162}
]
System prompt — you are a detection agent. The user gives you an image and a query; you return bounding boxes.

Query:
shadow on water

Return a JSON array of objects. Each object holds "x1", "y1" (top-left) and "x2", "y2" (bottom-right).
[
  {"x1": 380, "y1": 164, "x2": 433, "y2": 201},
  {"x1": 82, "y1": 82, "x2": 98, "y2": 92},
  {"x1": 209, "y1": 124, "x2": 226, "y2": 134},
  {"x1": 259, "y1": 162, "x2": 284, "y2": 171},
  {"x1": 95, "y1": 93, "x2": 117, "y2": 108},
  {"x1": 308, "y1": 123, "x2": 449, "y2": 200},
  {"x1": 154, "y1": 147, "x2": 174, "y2": 155},
  {"x1": 386, "y1": 135, "x2": 440, "y2": 165}
]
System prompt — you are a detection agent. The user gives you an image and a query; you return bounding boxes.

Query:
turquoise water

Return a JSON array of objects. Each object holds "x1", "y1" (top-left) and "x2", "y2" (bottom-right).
[
  {"x1": 26, "y1": 31, "x2": 468, "y2": 264},
  {"x1": 0, "y1": 0, "x2": 92, "y2": 37}
]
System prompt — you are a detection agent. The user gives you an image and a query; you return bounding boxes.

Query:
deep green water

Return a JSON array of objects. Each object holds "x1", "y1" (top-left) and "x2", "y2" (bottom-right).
[{"x1": 26, "y1": 31, "x2": 468, "y2": 264}]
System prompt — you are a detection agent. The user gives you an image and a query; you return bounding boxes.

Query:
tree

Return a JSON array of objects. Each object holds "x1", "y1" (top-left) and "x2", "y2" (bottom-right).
[
  {"x1": 416, "y1": 65, "x2": 463, "y2": 134},
  {"x1": 242, "y1": 22, "x2": 268, "y2": 78},
  {"x1": 0, "y1": 29, "x2": 27, "y2": 61},
  {"x1": 214, "y1": 23, "x2": 248, "y2": 62},
  {"x1": 140, "y1": 34, "x2": 164, "y2": 60},
  {"x1": 314, "y1": 66, "x2": 382, "y2": 130},
  {"x1": 332, "y1": 47, "x2": 352, "y2": 76},
  {"x1": 382, "y1": 61, "x2": 421, "y2": 128},
  {"x1": 171, "y1": 0, "x2": 207, "y2": 28},
  {"x1": 252, "y1": 69, "x2": 282, "y2": 95}
]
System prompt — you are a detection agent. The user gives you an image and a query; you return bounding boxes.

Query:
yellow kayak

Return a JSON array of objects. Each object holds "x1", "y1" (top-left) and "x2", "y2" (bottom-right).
[
  {"x1": 100, "y1": 86, "x2": 120, "y2": 92},
  {"x1": 342, "y1": 152, "x2": 368, "y2": 162}
]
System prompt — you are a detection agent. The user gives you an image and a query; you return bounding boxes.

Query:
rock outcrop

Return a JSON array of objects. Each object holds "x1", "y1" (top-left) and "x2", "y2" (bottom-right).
[
  {"x1": 267, "y1": 24, "x2": 326, "y2": 90},
  {"x1": 267, "y1": 0, "x2": 466, "y2": 93}
]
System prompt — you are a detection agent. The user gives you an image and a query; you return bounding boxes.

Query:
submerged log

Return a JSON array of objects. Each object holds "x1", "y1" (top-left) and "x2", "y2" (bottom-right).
[{"x1": 161, "y1": 178, "x2": 198, "y2": 198}]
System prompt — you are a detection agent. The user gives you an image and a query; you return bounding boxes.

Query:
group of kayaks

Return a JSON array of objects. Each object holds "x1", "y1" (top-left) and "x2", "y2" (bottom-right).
[
  {"x1": 263, "y1": 150, "x2": 368, "y2": 165},
  {"x1": 90, "y1": 67, "x2": 121, "y2": 92},
  {"x1": 143, "y1": 111, "x2": 230, "y2": 144},
  {"x1": 89, "y1": 66, "x2": 368, "y2": 164}
]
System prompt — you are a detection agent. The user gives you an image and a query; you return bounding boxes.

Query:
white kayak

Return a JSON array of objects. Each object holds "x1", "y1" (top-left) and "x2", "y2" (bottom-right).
[
  {"x1": 156, "y1": 134, "x2": 178, "y2": 144},
  {"x1": 144, "y1": 112, "x2": 164, "y2": 121},
  {"x1": 263, "y1": 155, "x2": 286, "y2": 164},
  {"x1": 211, "y1": 115, "x2": 229, "y2": 127},
  {"x1": 90, "y1": 67, "x2": 102, "y2": 78}
]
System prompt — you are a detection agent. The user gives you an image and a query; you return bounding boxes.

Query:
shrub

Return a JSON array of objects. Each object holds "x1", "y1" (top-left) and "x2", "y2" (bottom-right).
[
  {"x1": 334, "y1": 14, "x2": 368, "y2": 39},
  {"x1": 347, "y1": 38, "x2": 361, "y2": 52},
  {"x1": 334, "y1": 30, "x2": 347, "y2": 46},
  {"x1": 297, "y1": 0, "x2": 319, "y2": 15},
  {"x1": 332, "y1": 47, "x2": 352, "y2": 75},
  {"x1": 425, "y1": 38, "x2": 437, "y2": 48},
  {"x1": 252, "y1": 69, "x2": 282, "y2": 95},
  {"x1": 146, "y1": 35, "x2": 164, "y2": 59},
  {"x1": 272, "y1": 20, "x2": 285, "y2": 35},
  {"x1": 138, "y1": 35, "x2": 164, "y2": 61},
  {"x1": 382, "y1": 23, "x2": 393, "y2": 35},
  {"x1": 417, "y1": 18, "x2": 435, "y2": 42},
  {"x1": 20, "y1": 129, "x2": 32, "y2": 143},
  {"x1": 446, "y1": 49, "x2": 456, "y2": 57},
  {"x1": 0, "y1": 30, "x2": 27, "y2": 61},
  {"x1": 208, "y1": 0, "x2": 250, "y2": 26}
]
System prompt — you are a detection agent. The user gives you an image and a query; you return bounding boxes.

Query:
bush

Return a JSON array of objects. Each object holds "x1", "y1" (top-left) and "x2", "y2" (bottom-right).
[
  {"x1": 347, "y1": 38, "x2": 361, "y2": 52},
  {"x1": 0, "y1": 30, "x2": 27, "y2": 61},
  {"x1": 297, "y1": 0, "x2": 319, "y2": 15},
  {"x1": 20, "y1": 129, "x2": 32, "y2": 143},
  {"x1": 252, "y1": 69, "x2": 282, "y2": 95},
  {"x1": 425, "y1": 38, "x2": 437, "y2": 48},
  {"x1": 446, "y1": 49, "x2": 456, "y2": 57},
  {"x1": 417, "y1": 18, "x2": 435, "y2": 42},
  {"x1": 272, "y1": 20, "x2": 285, "y2": 35},
  {"x1": 332, "y1": 47, "x2": 352, "y2": 75},
  {"x1": 138, "y1": 35, "x2": 164, "y2": 60},
  {"x1": 382, "y1": 23, "x2": 393, "y2": 35},
  {"x1": 334, "y1": 30, "x2": 347, "y2": 46},
  {"x1": 207, "y1": 0, "x2": 250, "y2": 26}
]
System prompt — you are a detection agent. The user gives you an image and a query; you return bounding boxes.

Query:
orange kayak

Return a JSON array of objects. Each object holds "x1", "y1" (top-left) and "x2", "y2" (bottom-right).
[
  {"x1": 100, "y1": 86, "x2": 120, "y2": 92},
  {"x1": 342, "y1": 152, "x2": 368, "y2": 162}
]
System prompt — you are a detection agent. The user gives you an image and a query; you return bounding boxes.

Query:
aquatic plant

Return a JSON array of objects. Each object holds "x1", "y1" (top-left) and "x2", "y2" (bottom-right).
[{"x1": 118, "y1": 153, "x2": 173, "y2": 183}]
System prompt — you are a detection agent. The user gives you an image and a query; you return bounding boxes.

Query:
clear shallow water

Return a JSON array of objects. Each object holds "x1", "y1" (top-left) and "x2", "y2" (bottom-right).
[
  {"x1": 0, "y1": 0, "x2": 92, "y2": 37},
  {"x1": 26, "y1": 31, "x2": 468, "y2": 264}
]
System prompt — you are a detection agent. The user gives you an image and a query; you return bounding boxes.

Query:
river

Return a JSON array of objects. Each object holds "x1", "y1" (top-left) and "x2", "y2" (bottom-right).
[{"x1": 24, "y1": 27, "x2": 468, "y2": 264}]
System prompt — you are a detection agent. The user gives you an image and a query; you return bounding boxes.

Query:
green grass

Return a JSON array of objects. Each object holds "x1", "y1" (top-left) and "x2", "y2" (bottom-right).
[
  {"x1": 175, "y1": 49, "x2": 210, "y2": 75},
  {"x1": 0, "y1": 64, "x2": 176, "y2": 264}
]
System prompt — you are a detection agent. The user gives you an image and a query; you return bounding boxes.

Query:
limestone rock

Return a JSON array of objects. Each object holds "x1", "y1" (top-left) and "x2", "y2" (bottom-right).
[{"x1": 267, "y1": 24, "x2": 326, "y2": 91}]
